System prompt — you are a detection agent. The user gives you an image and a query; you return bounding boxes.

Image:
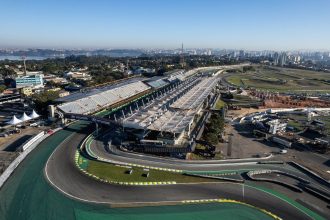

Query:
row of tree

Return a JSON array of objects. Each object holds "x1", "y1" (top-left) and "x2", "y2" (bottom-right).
[{"x1": 203, "y1": 113, "x2": 225, "y2": 145}]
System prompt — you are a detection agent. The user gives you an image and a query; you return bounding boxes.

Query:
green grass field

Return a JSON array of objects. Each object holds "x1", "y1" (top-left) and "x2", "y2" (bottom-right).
[
  {"x1": 226, "y1": 65, "x2": 330, "y2": 93},
  {"x1": 86, "y1": 160, "x2": 216, "y2": 183},
  {"x1": 287, "y1": 120, "x2": 305, "y2": 132}
]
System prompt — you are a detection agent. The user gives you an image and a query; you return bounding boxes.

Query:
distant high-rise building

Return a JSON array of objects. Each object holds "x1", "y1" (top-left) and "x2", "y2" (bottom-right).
[
  {"x1": 273, "y1": 52, "x2": 279, "y2": 65},
  {"x1": 180, "y1": 43, "x2": 186, "y2": 67},
  {"x1": 279, "y1": 52, "x2": 287, "y2": 66},
  {"x1": 239, "y1": 50, "x2": 245, "y2": 59}
]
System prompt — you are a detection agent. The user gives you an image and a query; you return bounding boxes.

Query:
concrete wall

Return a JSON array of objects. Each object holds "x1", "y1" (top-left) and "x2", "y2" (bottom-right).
[{"x1": 0, "y1": 128, "x2": 61, "y2": 189}]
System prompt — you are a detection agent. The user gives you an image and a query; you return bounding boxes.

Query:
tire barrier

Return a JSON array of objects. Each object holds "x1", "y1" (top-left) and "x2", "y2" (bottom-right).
[{"x1": 247, "y1": 170, "x2": 309, "y2": 192}]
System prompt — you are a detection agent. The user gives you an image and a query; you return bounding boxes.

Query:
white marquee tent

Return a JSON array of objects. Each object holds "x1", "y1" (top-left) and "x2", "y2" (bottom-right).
[
  {"x1": 29, "y1": 110, "x2": 40, "y2": 119},
  {"x1": 7, "y1": 115, "x2": 22, "y2": 125},
  {"x1": 19, "y1": 112, "x2": 32, "y2": 122}
]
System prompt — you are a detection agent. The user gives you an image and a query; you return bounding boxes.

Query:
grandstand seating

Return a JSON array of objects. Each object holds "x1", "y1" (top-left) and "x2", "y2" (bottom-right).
[
  {"x1": 146, "y1": 79, "x2": 169, "y2": 89},
  {"x1": 59, "y1": 102, "x2": 88, "y2": 114},
  {"x1": 58, "y1": 81, "x2": 150, "y2": 114}
]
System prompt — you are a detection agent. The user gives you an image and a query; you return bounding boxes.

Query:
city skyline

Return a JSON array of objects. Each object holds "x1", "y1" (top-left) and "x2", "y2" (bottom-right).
[{"x1": 1, "y1": 0, "x2": 330, "y2": 50}]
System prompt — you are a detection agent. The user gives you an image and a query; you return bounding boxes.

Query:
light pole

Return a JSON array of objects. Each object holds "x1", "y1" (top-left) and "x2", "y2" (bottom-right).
[{"x1": 242, "y1": 183, "x2": 245, "y2": 201}]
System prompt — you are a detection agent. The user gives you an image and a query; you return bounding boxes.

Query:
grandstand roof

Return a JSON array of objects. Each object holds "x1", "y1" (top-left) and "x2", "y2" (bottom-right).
[
  {"x1": 57, "y1": 81, "x2": 150, "y2": 114},
  {"x1": 147, "y1": 110, "x2": 195, "y2": 133},
  {"x1": 122, "y1": 77, "x2": 200, "y2": 130},
  {"x1": 145, "y1": 79, "x2": 169, "y2": 89},
  {"x1": 56, "y1": 77, "x2": 146, "y2": 103},
  {"x1": 122, "y1": 76, "x2": 217, "y2": 134},
  {"x1": 170, "y1": 77, "x2": 219, "y2": 110}
]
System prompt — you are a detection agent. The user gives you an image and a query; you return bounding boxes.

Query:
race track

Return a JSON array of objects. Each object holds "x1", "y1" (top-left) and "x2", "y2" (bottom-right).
[{"x1": 45, "y1": 124, "x2": 327, "y2": 220}]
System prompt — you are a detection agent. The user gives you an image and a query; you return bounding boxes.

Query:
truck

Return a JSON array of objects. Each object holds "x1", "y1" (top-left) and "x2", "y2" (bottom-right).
[{"x1": 272, "y1": 136, "x2": 292, "y2": 148}]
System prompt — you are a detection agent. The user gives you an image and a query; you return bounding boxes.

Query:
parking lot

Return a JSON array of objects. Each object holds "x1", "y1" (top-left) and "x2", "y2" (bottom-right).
[
  {"x1": 0, "y1": 121, "x2": 51, "y2": 175},
  {"x1": 220, "y1": 123, "x2": 273, "y2": 159}
]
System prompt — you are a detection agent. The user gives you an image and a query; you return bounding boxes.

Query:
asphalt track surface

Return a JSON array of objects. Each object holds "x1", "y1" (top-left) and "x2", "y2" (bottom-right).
[
  {"x1": 91, "y1": 134, "x2": 325, "y2": 182},
  {"x1": 45, "y1": 125, "x2": 324, "y2": 220}
]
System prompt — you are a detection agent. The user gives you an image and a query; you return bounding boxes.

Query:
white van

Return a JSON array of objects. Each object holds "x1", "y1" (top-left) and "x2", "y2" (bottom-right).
[{"x1": 279, "y1": 149, "x2": 287, "y2": 154}]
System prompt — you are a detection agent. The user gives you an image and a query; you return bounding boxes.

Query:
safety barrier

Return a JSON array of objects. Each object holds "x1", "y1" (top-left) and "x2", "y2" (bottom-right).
[
  {"x1": 247, "y1": 170, "x2": 308, "y2": 192},
  {"x1": 184, "y1": 173, "x2": 244, "y2": 183},
  {"x1": 289, "y1": 161, "x2": 330, "y2": 188},
  {"x1": 0, "y1": 130, "x2": 52, "y2": 189},
  {"x1": 301, "y1": 185, "x2": 330, "y2": 203},
  {"x1": 258, "y1": 161, "x2": 284, "y2": 165},
  {"x1": 248, "y1": 170, "x2": 310, "y2": 183},
  {"x1": 19, "y1": 131, "x2": 45, "y2": 152}
]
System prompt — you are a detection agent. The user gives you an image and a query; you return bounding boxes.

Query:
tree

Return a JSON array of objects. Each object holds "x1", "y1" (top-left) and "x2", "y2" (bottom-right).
[
  {"x1": 204, "y1": 132, "x2": 219, "y2": 145},
  {"x1": 0, "y1": 68, "x2": 16, "y2": 78},
  {"x1": 243, "y1": 66, "x2": 255, "y2": 72},
  {"x1": 32, "y1": 91, "x2": 59, "y2": 115},
  {"x1": 0, "y1": 85, "x2": 6, "y2": 93}
]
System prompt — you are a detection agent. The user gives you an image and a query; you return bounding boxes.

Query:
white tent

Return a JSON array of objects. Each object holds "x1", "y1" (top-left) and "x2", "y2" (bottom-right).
[
  {"x1": 29, "y1": 110, "x2": 40, "y2": 119},
  {"x1": 19, "y1": 112, "x2": 31, "y2": 122},
  {"x1": 7, "y1": 115, "x2": 22, "y2": 125}
]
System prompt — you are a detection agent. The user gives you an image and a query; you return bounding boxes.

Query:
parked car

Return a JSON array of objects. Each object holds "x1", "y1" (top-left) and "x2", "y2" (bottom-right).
[
  {"x1": 279, "y1": 149, "x2": 288, "y2": 154},
  {"x1": 0, "y1": 133, "x2": 8, "y2": 137},
  {"x1": 29, "y1": 123, "x2": 38, "y2": 127}
]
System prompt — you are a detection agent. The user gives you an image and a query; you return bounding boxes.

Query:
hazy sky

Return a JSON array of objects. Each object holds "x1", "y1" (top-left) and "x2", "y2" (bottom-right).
[{"x1": 1, "y1": 0, "x2": 329, "y2": 50}]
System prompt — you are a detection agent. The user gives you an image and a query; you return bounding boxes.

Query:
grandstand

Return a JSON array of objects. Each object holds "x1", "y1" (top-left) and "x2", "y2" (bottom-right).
[
  {"x1": 170, "y1": 77, "x2": 219, "y2": 110},
  {"x1": 145, "y1": 77, "x2": 169, "y2": 89},
  {"x1": 123, "y1": 75, "x2": 219, "y2": 140},
  {"x1": 165, "y1": 70, "x2": 186, "y2": 82},
  {"x1": 56, "y1": 77, "x2": 146, "y2": 103},
  {"x1": 58, "y1": 81, "x2": 151, "y2": 114},
  {"x1": 123, "y1": 77, "x2": 200, "y2": 130},
  {"x1": 56, "y1": 69, "x2": 202, "y2": 115},
  {"x1": 148, "y1": 110, "x2": 195, "y2": 134}
]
